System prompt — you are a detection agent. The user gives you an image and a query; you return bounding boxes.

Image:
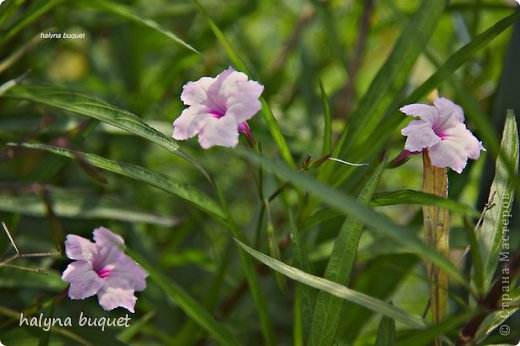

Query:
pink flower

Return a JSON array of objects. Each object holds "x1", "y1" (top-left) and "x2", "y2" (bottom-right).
[
  {"x1": 400, "y1": 97, "x2": 484, "y2": 173},
  {"x1": 172, "y1": 67, "x2": 264, "y2": 149},
  {"x1": 61, "y1": 227, "x2": 148, "y2": 313}
]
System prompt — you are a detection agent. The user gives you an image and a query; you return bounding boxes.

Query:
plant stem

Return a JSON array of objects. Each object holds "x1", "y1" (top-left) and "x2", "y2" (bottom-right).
[{"x1": 422, "y1": 153, "x2": 450, "y2": 345}]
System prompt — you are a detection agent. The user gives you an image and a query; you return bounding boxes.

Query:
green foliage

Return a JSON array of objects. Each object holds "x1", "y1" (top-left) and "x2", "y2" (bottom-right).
[{"x1": 1, "y1": 0, "x2": 519, "y2": 344}]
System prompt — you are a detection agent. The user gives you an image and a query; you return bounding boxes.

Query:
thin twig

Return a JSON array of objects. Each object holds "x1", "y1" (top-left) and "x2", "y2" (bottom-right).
[{"x1": 0, "y1": 222, "x2": 60, "y2": 273}]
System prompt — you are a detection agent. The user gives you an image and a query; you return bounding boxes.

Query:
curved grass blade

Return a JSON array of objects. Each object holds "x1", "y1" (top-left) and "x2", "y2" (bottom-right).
[
  {"x1": 83, "y1": 0, "x2": 198, "y2": 54},
  {"x1": 309, "y1": 161, "x2": 384, "y2": 346},
  {"x1": 0, "y1": 189, "x2": 179, "y2": 226},
  {"x1": 288, "y1": 210, "x2": 315, "y2": 336},
  {"x1": 11, "y1": 143, "x2": 225, "y2": 221},
  {"x1": 372, "y1": 190, "x2": 478, "y2": 216},
  {"x1": 376, "y1": 313, "x2": 396, "y2": 346},
  {"x1": 191, "y1": 0, "x2": 296, "y2": 169},
  {"x1": 395, "y1": 312, "x2": 473, "y2": 346},
  {"x1": 237, "y1": 149, "x2": 467, "y2": 286},
  {"x1": 4, "y1": 85, "x2": 210, "y2": 180},
  {"x1": 126, "y1": 250, "x2": 240, "y2": 346},
  {"x1": 319, "y1": 80, "x2": 332, "y2": 156},
  {"x1": 0, "y1": 0, "x2": 64, "y2": 46},
  {"x1": 235, "y1": 239, "x2": 427, "y2": 329}
]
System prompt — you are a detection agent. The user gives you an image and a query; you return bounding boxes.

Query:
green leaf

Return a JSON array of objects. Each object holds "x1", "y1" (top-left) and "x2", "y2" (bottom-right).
[
  {"x1": 476, "y1": 112, "x2": 518, "y2": 291},
  {"x1": 0, "y1": 268, "x2": 65, "y2": 291},
  {"x1": 0, "y1": 188, "x2": 179, "y2": 226},
  {"x1": 371, "y1": 190, "x2": 478, "y2": 215},
  {"x1": 12, "y1": 143, "x2": 225, "y2": 221},
  {"x1": 191, "y1": 0, "x2": 296, "y2": 169},
  {"x1": 0, "y1": 0, "x2": 64, "y2": 45},
  {"x1": 128, "y1": 250, "x2": 240, "y2": 346},
  {"x1": 376, "y1": 313, "x2": 396, "y2": 346},
  {"x1": 4, "y1": 85, "x2": 209, "y2": 179},
  {"x1": 83, "y1": 0, "x2": 198, "y2": 54},
  {"x1": 475, "y1": 289, "x2": 520, "y2": 343},
  {"x1": 319, "y1": 80, "x2": 332, "y2": 156},
  {"x1": 234, "y1": 239, "x2": 426, "y2": 329},
  {"x1": 309, "y1": 162, "x2": 385, "y2": 346},
  {"x1": 288, "y1": 210, "x2": 315, "y2": 337},
  {"x1": 395, "y1": 312, "x2": 473, "y2": 346},
  {"x1": 237, "y1": 149, "x2": 467, "y2": 286}
]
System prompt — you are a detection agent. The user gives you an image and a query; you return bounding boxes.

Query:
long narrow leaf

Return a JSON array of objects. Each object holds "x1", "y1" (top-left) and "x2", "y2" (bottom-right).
[
  {"x1": 476, "y1": 112, "x2": 518, "y2": 291},
  {"x1": 372, "y1": 190, "x2": 478, "y2": 216},
  {"x1": 128, "y1": 250, "x2": 240, "y2": 346},
  {"x1": 319, "y1": 80, "x2": 332, "y2": 156},
  {"x1": 237, "y1": 149, "x2": 467, "y2": 286},
  {"x1": 235, "y1": 239, "x2": 426, "y2": 329},
  {"x1": 83, "y1": 0, "x2": 198, "y2": 53},
  {"x1": 0, "y1": 189, "x2": 179, "y2": 226},
  {"x1": 4, "y1": 85, "x2": 209, "y2": 179},
  {"x1": 309, "y1": 162, "x2": 384, "y2": 346},
  {"x1": 11, "y1": 143, "x2": 225, "y2": 221}
]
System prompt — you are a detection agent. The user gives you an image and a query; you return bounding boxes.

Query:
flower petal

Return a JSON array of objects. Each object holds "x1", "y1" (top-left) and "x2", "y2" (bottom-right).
[
  {"x1": 64, "y1": 234, "x2": 98, "y2": 262},
  {"x1": 197, "y1": 116, "x2": 239, "y2": 149},
  {"x1": 180, "y1": 76, "x2": 215, "y2": 106},
  {"x1": 434, "y1": 97, "x2": 465, "y2": 125},
  {"x1": 226, "y1": 81, "x2": 264, "y2": 123},
  {"x1": 401, "y1": 119, "x2": 441, "y2": 152},
  {"x1": 172, "y1": 105, "x2": 214, "y2": 140},
  {"x1": 97, "y1": 285, "x2": 137, "y2": 313},
  {"x1": 93, "y1": 226, "x2": 125, "y2": 248},
  {"x1": 109, "y1": 254, "x2": 148, "y2": 292},
  {"x1": 400, "y1": 104, "x2": 437, "y2": 122},
  {"x1": 428, "y1": 123, "x2": 484, "y2": 173},
  {"x1": 62, "y1": 261, "x2": 104, "y2": 299}
]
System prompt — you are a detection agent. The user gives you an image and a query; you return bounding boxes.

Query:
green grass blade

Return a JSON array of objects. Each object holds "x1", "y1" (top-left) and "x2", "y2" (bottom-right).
[
  {"x1": 395, "y1": 312, "x2": 473, "y2": 346},
  {"x1": 0, "y1": 0, "x2": 64, "y2": 46},
  {"x1": 128, "y1": 250, "x2": 240, "y2": 346},
  {"x1": 309, "y1": 161, "x2": 384, "y2": 346},
  {"x1": 83, "y1": 0, "x2": 198, "y2": 54},
  {"x1": 319, "y1": 80, "x2": 332, "y2": 156},
  {"x1": 212, "y1": 184, "x2": 278, "y2": 346},
  {"x1": 475, "y1": 112, "x2": 518, "y2": 291},
  {"x1": 191, "y1": 0, "x2": 296, "y2": 169},
  {"x1": 237, "y1": 149, "x2": 467, "y2": 286},
  {"x1": 4, "y1": 85, "x2": 209, "y2": 179},
  {"x1": 234, "y1": 239, "x2": 426, "y2": 329},
  {"x1": 371, "y1": 190, "x2": 478, "y2": 216},
  {"x1": 288, "y1": 210, "x2": 315, "y2": 336},
  {"x1": 12, "y1": 143, "x2": 225, "y2": 221},
  {"x1": 475, "y1": 288, "x2": 519, "y2": 343},
  {"x1": 0, "y1": 189, "x2": 179, "y2": 226},
  {"x1": 463, "y1": 217, "x2": 484, "y2": 294},
  {"x1": 375, "y1": 313, "x2": 396, "y2": 346}
]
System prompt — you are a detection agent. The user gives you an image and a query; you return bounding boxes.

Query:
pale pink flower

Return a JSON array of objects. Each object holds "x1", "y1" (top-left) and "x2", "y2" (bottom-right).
[
  {"x1": 400, "y1": 97, "x2": 484, "y2": 173},
  {"x1": 61, "y1": 227, "x2": 148, "y2": 313},
  {"x1": 172, "y1": 67, "x2": 264, "y2": 149}
]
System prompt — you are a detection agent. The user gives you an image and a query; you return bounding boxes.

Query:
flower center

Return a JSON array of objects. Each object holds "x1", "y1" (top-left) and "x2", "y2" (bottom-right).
[
  {"x1": 209, "y1": 109, "x2": 224, "y2": 119},
  {"x1": 436, "y1": 131, "x2": 448, "y2": 140},
  {"x1": 96, "y1": 266, "x2": 112, "y2": 279}
]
